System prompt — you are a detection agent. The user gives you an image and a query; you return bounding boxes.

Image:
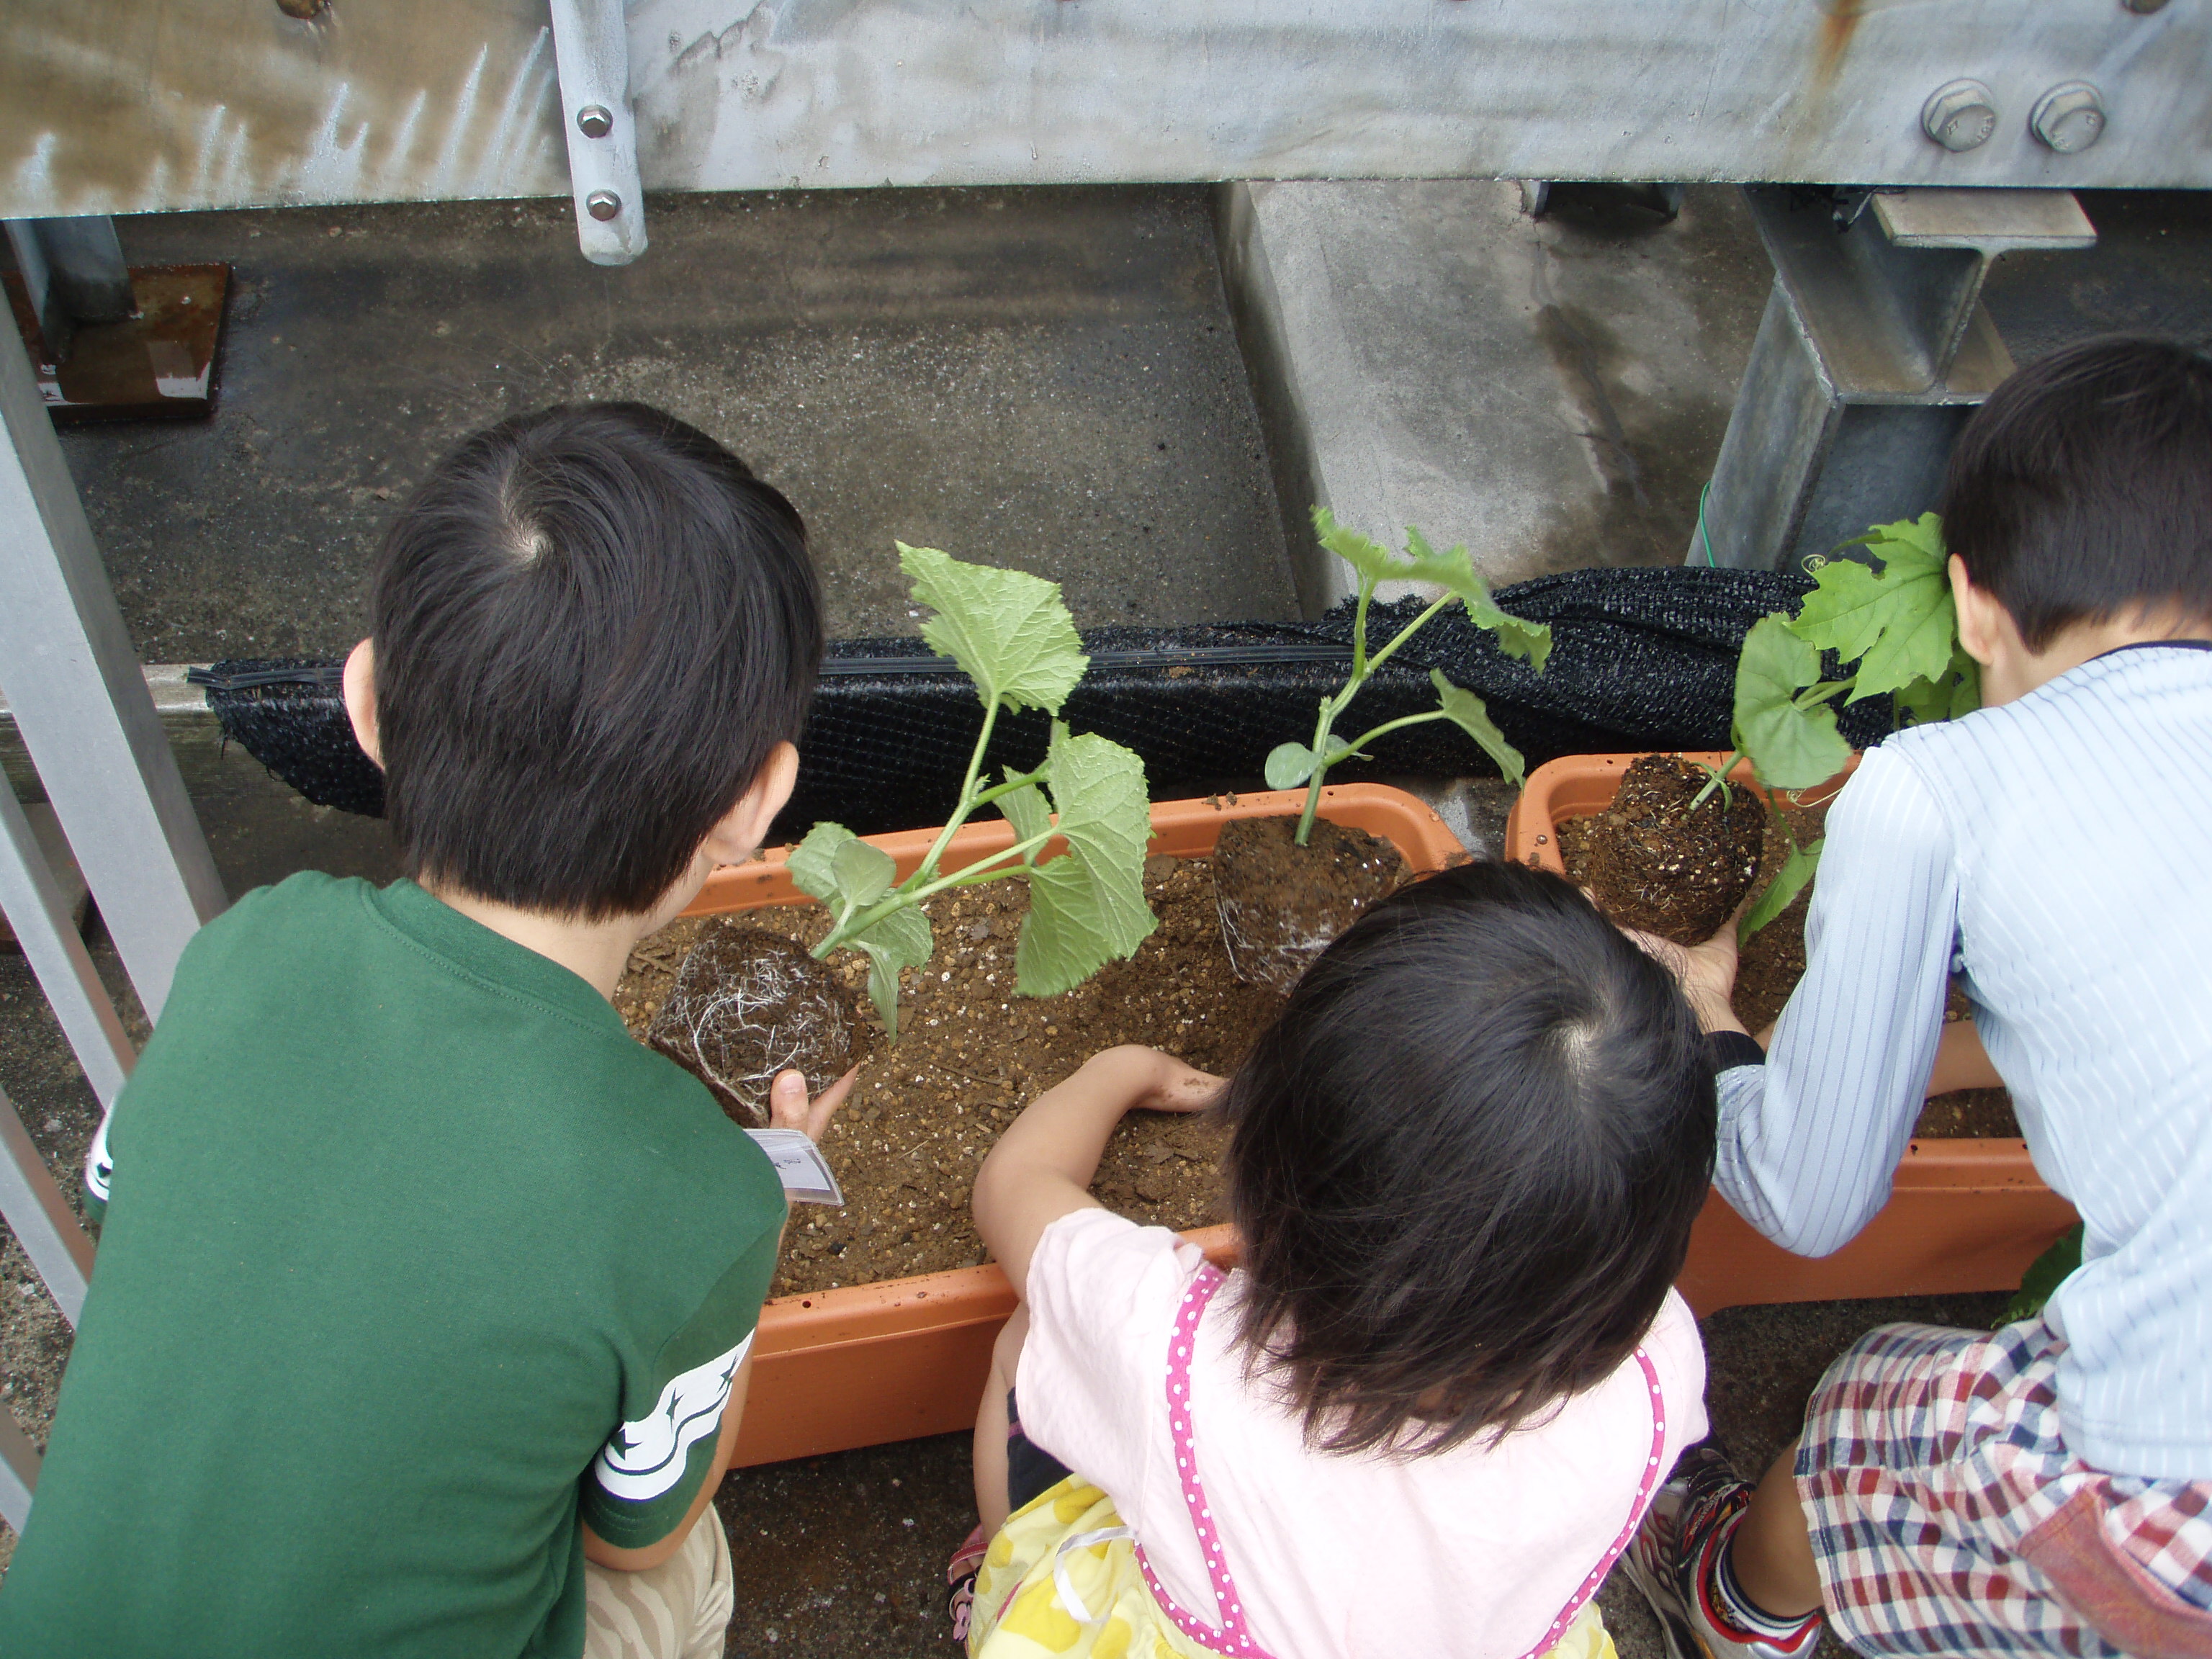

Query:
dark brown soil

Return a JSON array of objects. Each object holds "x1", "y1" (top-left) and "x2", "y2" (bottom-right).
[
  {"x1": 614, "y1": 856, "x2": 1282, "y2": 1296},
  {"x1": 1557, "y1": 794, "x2": 2020, "y2": 1141},
  {"x1": 644, "y1": 925, "x2": 876, "y2": 1127},
  {"x1": 1583, "y1": 755, "x2": 1768, "y2": 945},
  {"x1": 1211, "y1": 814, "x2": 1406, "y2": 994}
]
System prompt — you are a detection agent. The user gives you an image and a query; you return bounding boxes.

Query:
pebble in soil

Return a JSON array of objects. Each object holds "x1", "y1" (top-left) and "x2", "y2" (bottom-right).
[
  {"x1": 1583, "y1": 754, "x2": 1768, "y2": 945},
  {"x1": 614, "y1": 856, "x2": 1284, "y2": 1297},
  {"x1": 1558, "y1": 795, "x2": 2020, "y2": 1140},
  {"x1": 646, "y1": 925, "x2": 876, "y2": 1126},
  {"x1": 1210, "y1": 814, "x2": 1406, "y2": 994}
]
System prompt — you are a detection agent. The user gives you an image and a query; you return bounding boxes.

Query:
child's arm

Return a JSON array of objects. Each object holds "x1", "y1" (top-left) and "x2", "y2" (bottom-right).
[{"x1": 973, "y1": 1046, "x2": 1220, "y2": 1302}]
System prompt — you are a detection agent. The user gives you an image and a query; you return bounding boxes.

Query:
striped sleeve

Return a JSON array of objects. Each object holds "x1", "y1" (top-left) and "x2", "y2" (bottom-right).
[{"x1": 1713, "y1": 747, "x2": 1958, "y2": 1256}]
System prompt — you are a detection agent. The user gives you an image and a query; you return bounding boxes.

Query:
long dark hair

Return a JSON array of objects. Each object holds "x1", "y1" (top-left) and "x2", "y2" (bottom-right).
[{"x1": 1218, "y1": 860, "x2": 1714, "y2": 1457}]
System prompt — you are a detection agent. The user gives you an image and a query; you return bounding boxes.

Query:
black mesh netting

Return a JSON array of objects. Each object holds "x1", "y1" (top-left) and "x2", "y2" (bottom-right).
[{"x1": 191, "y1": 566, "x2": 1896, "y2": 840}]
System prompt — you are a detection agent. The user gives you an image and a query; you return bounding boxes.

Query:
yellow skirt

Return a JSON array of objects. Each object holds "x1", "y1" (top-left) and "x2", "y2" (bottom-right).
[{"x1": 967, "y1": 1475, "x2": 1617, "y2": 1659}]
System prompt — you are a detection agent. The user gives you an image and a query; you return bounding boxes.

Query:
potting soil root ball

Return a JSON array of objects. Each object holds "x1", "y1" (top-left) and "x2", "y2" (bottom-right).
[
  {"x1": 1211, "y1": 815, "x2": 1406, "y2": 995},
  {"x1": 1583, "y1": 754, "x2": 1766, "y2": 945},
  {"x1": 645, "y1": 922, "x2": 873, "y2": 1126}
]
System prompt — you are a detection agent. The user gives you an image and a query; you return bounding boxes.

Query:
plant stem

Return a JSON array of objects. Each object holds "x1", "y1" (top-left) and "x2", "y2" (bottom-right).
[
  {"x1": 1339, "y1": 708, "x2": 1454, "y2": 753},
  {"x1": 815, "y1": 827, "x2": 1057, "y2": 957},
  {"x1": 1292, "y1": 692, "x2": 1340, "y2": 848},
  {"x1": 963, "y1": 765, "x2": 1050, "y2": 816},
  {"x1": 1294, "y1": 592, "x2": 1461, "y2": 848},
  {"x1": 917, "y1": 700, "x2": 1002, "y2": 881},
  {"x1": 1361, "y1": 593, "x2": 1457, "y2": 680},
  {"x1": 1689, "y1": 750, "x2": 1744, "y2": 810},
  {"x1": 1350, "y1": 575, "x2": 1375, "y2": 679}
]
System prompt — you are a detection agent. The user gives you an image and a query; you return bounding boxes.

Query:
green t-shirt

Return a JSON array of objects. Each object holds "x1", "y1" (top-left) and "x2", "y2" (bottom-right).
[{"x1": 0, "y1": 875, "x2": 787, "y2": 1658}]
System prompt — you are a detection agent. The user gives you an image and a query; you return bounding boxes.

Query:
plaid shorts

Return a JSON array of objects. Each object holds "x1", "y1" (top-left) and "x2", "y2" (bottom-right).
[{"x1": 1797, "y1": 1319, "x2": 2212, "y2": 1658}]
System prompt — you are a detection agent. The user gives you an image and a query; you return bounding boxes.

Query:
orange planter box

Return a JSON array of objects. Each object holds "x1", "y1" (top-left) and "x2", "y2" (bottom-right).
[
  {"x1": 1506, "y1": 752, "x2": 2077, "y2": 1318},
  {"x1": 692, "y1": 785, "x2": 1465, "y2": 1467}
]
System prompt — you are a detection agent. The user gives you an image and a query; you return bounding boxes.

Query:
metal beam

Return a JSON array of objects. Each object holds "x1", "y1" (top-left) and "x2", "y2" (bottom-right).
[
  {"x1": 0, "y1": 327, "x2": 225, "y2": 1020},
  {"x1": 0, "y1": 786, "x2": 133, "y2": 1110},
  {"x1": 0, "y1": 1, "x2": 2203, "y2": 224},
  {"x1": 548, "y1": 0, "x2": 646, "y2": 265},
  {"x1": 0, "y1": 1082, "x2": 94, "y2": 1326},
  {"x1": 0, "y1": 1400, "x2": 37, "y2": 1533}
]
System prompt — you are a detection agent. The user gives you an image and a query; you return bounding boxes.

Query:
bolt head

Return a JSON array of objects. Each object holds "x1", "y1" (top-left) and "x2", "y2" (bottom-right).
[
  {"x1": 2123, "y1": 0, "x2": 2169, "y2": 12},
  {"x1": 575, "y1": 104, "x2": 614, "y2": 139},
  {"x1": 1921, "y1": 79, "x2": 1998, "y2": 152},
  {"x1": 275, "y1": 0, "x2": 328, "y2": 16},
  {"x1": 2030, "y1": 81, "x2": 2107, "y2": 153},
  {"x1": 585, "y1": 189, "x2": 623, "y2": 222}
]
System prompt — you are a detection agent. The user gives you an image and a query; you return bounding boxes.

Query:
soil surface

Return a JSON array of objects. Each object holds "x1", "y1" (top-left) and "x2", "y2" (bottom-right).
[
  {"x1": 1211, "y1": 815, "x2": 1406, "y2": 994},
  {"x1": 615, "y1": 857, "x2": 1282, "y2": 1296},
  {"x1": 646, "y1": 926, "x2": 876, "y2": 1127},
  {"x1": 1583, "y1": 755, "x2": 1768, "y2": 945},
  {"x1": 1559, "y1": 793, "x2": 2021, "y2": 1141}
]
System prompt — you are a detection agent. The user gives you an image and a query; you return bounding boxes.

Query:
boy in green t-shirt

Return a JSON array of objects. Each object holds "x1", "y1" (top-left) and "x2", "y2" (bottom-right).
[{"x1": 0, "y1": 405, "x2": 852, "y2": 1658}]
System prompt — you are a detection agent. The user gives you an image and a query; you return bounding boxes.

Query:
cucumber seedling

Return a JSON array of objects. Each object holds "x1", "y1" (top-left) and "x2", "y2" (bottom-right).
[
  {"x1": 1713, "y1": 513, "x2": 1980, "y2": 938},
  {"x1": 788, "y1": 544, "x2": 1157, "y2": 1038},
  {"x1": 1266, "y1": 508, "x2": 1552, "y2": 845}
]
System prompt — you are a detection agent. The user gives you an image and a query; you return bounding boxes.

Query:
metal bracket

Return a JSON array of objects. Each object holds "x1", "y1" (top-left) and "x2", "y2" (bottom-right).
[
  {"x1": 547, "y1": 0, "x2": 647, "y2": 266},
  {"x1": 1697, "y1": 186, "x2": 2096, "y2": 571},
  {"x1": 0, "y1": 1398, "x2": 37, "y2": 1532},
  {"x1": 2, "y1": 217, "x2": 132, "y2": 364}
]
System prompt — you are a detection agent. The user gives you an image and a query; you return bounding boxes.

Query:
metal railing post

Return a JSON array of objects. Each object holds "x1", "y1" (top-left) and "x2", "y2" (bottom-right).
[{"x1": 0, "y1": 322, "x2": 225, "y2": 1022}]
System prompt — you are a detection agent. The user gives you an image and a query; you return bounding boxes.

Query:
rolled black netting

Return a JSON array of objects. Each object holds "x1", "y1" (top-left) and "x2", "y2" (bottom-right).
[{"x1": 190, "y1": 566, "x2": 1895, "y2": 840}]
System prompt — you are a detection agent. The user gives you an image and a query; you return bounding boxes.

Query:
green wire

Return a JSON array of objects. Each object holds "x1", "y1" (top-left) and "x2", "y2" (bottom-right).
[{"x1": 1696, "y1": 480, "x2": 1717, "y2": 567}]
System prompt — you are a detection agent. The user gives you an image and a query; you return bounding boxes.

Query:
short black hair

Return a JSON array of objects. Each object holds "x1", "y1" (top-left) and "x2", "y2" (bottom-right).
[
  {"x1": 1940, "y1": 335, "x2": 2212, "y2": 652},
  {"x1": 370, "y1": 403, "x2": 822, "y2": 918},
  {"x1": 1218, "y1": 860, "x2": 1714, "y2": 1457}
]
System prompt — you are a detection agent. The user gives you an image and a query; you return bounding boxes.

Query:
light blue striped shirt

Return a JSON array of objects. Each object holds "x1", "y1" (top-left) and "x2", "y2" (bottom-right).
[{"x1": 1715, "y1": 643, "x2": 2212, "y2": 1480}]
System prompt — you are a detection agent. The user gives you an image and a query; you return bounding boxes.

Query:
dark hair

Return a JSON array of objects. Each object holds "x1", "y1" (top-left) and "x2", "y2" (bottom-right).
[
  {"x1": 1218, "y1": 860, "x2": 1714, "y2": 1458},
  {"x1": 370, "y1": 403, "x2": 822, "y2": 918},
  {"x1": 1940, "y1": 335, "x2": 2212, "y2": 652}
]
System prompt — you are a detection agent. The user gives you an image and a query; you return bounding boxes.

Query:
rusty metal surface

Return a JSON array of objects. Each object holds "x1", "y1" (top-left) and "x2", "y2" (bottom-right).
[
  {"x1": 3, "y1": 1, "x2": 2208, "y2": 223},
  {"x1": 5, "y1": 266, "x2": 230, "y2": 423}
]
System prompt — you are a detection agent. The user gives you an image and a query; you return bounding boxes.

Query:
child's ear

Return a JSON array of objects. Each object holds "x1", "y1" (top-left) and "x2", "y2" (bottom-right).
[
  {"x1": 702, "y1": 741, "x2": 800, "y2": 867},
  {"x1": 1949, "y1": 556, "x2": 2004, "y2": 668},
  {"x1": 342, "y1": 639, "x2": 383, "y2": 768}
]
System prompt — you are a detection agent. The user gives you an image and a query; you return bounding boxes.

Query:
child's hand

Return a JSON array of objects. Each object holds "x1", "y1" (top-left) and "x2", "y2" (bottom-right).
[
  {"x1": 1087, "y1": 1046, "x2": 1223, "y2": 1114},
  {"x1": 1621, "y1": 918, "x2": 1747, "y2": 1037},
  {"x1": 768, "y1": 1065, "x2": 860, "y2": 1142}
]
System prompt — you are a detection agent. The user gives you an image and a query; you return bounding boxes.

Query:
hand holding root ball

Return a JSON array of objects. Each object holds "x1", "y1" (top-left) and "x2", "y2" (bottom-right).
[
  {"x1": 1617, "y1": 901, "x2": 1753, "y2": 1040},
  {"x1": 768, "y1": 1064, "x2": 860, "y2": 1142}
]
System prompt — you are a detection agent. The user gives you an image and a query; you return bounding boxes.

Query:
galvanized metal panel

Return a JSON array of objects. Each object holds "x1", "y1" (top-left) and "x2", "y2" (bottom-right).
[{"x1": 1, "y1": 0, "x2": 2205, "y2": 220}]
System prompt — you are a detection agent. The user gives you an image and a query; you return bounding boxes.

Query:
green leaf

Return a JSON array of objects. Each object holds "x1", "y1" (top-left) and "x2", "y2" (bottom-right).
[
  {"x1": 787, "y1": 822, "x2": 860, "y2": 909},
  {"x1": 1313, "y1": 508, "x2": 1552, "y2": 673},
  {"x1": 1014, "y1": 723, "x2": 1159, "y2": 997},
  {"x1": 831, "y1": 837, "x2": 896, "y2": 909},
  {"x1": 1739, "y1": 837, "x2": 1823, "y2": 943},
  {"x1": 997, "y1": 773, "x2": 1052, "y2": 848},
  {"x1": 1429, "y1": 669, "x2": 1527, "y2": 788},
  {"x1": 1263, "y1": 735, "x2": 1357, "y2": 791},
  {"x1": 2002, "y1": 1223, "x2": 2084, "y2": 1325},
  {"x1": 1791, "y1": 514, "x2": 1956, "y2": 702},
  {"x1": 897, "y1": 541, "x2": 1089, "y2": 715},
  {"x1": 1735, "y1": 614, "x2": 1853, "y2": 790},
  {"x1": 848, "y1": 904, "x2": 934, "y2": 1040}
]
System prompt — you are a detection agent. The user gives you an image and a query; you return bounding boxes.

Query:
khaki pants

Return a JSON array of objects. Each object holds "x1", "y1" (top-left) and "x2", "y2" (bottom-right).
[{"x1": 582, "y1": 1509, "x2": 734, "y2": 1659}]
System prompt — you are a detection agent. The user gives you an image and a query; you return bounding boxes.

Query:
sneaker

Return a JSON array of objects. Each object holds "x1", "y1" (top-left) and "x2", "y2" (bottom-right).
[
  {"x1": 1619, "y1": 1444, "x2": 1823, "y2": 1659},
  {"x1": 946, "y1": 1524, "x2": 987, "y2": 1645}
]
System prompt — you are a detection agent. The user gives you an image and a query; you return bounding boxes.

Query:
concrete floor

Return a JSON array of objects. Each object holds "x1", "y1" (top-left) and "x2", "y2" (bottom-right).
[{"x1": 70, "y1": 186, "x2": 1300, "y2": 661}]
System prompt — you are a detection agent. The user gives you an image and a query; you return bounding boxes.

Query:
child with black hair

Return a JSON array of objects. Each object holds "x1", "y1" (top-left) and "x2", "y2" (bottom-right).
[
  {"x1": 0, "y1": 405, "x2": 852, "y2": 1658},
  {"x1": 948, "y1": 860, "x2": 1720, "y2": 1659},
  {"x1": 1625, "y1": 336, "x2": 2212, "y2": 1659}
]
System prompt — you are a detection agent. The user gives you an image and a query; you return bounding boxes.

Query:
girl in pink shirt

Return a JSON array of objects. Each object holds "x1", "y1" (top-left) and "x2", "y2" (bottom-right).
[{"x1": 948, "y1": 860, "x2": 1717, "y2": 1659}]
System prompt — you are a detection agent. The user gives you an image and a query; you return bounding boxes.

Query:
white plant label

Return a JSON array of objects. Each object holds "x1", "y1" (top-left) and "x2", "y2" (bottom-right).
[{"x1": 743, "y1": 1128, "x2": 845, "y2": 1206}]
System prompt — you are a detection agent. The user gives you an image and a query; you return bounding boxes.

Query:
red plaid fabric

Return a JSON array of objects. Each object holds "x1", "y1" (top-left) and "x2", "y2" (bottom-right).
[{"x1": 1797, "y1": 1320, "x2": 2212, "y2": 1658}]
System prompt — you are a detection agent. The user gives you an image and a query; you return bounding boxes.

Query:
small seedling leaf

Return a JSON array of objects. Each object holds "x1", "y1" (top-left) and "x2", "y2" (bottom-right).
[
  {"x1": 1313, "y1": 508, "x2": 1552, "y2": 672},
  {"x1": 787, "y1": 822, "x2": 860, "y2": 909},
  {"x1": 850, "y1": 904, "x2": 934, "y2": 1040},
  {"x1": 898, "y1": 542, "x2": 1088, "y2": 715},
  {"x1": 1791, "y1": 515, "x2": 1956, "y2": 702},
  {"x1": 1429, "y1": 668, "x2": 1527, "y2": 788},
  {"x1": 1265, "y1": 742, "x2": 1320, "y2": 790},
  {"x1": 831, "y1": 837, "x2": 897, "y2": 909},
  {"x1": 1264, "y1": 736, "x2": 1358, "y2": 791},
  {"x1": 1015, "y1": 723, "x2": 1158, "y2": 996},
  {"x1": 1739, "y1": 837, "x2": 1823, "y2": 943},
  {"x1": 1735, "y1": 613, "x2": 1853, "y2": 790},
  {"x1": 997, "y1": 773, "x2": 1053, "y2": 848}
]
